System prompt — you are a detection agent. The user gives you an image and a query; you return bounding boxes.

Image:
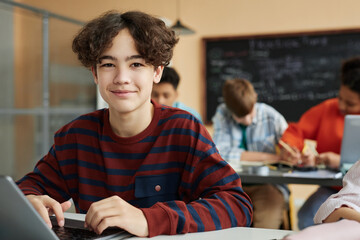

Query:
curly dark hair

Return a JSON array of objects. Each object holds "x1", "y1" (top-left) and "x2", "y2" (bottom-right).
[
  {"x1": 341, "y1": 56, "x2": 360, "y2": 94},
  {"x1": 160, "y1": 67, "x2": 180, "y2": 89},
  {"x1": 72, "y1": 10, "x2": 179, "y2": 69}
]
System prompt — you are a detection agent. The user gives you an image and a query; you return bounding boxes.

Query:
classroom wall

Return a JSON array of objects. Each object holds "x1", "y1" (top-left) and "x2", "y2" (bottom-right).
[{"x1": 18, "y1": 0, "x2": 360, "y2": 125}]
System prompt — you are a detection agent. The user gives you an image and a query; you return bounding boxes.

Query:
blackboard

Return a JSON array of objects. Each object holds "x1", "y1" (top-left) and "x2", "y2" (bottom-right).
[{"x1": 203, "y1": 29, "x2": 360, "y2": 123}]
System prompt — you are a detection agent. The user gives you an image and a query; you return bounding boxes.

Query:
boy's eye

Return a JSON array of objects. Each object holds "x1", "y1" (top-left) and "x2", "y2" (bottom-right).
[
  {"x1": 132, "y1": 62, "x2": 143, "y2": 67},
  {"x1": 100, "y1": 63, "x2": 114, "y2": 68}
]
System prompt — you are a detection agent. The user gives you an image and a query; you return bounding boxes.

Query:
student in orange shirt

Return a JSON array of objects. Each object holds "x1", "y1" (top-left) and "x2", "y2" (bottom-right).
[{"x1": 280, "y1": 56, "x2": 360, "y2": 229}]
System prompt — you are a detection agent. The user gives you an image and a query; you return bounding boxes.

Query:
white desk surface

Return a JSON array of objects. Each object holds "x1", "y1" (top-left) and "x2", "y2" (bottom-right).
[{"x1": 64, "y1": 212, "x2": 293, "y2": 240}]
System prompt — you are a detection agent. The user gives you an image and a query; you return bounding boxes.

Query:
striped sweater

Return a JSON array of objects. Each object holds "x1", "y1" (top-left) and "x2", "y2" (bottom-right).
[{"x1": 17, "y1": 101, "x2": 253, "y2": 237}]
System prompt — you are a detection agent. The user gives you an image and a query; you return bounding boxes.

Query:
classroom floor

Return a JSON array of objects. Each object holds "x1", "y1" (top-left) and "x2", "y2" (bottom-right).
[{"x1": 288, "y1": 184, "x2": 319, "y2": 231}]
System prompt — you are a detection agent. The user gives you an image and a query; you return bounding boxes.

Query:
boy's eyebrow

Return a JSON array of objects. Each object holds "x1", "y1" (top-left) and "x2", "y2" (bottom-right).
[
  {"x1": 98, "y1": 55, "x2": 116, "y2": 62},
  {"x1": 98, "y1": 55, "x2": 144, "y2": 63},
  {"x1": 126, "y1": 55, "x2": 144, "y2": 61}
]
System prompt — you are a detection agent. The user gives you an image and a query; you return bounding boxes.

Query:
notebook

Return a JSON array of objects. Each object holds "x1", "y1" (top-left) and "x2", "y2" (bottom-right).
[
  {"x1": 0, "y1": 175, "x2": 131, "y2": 240},
  {"x1": 340, "y1": 115, "x2": 360, "y2": 173}
]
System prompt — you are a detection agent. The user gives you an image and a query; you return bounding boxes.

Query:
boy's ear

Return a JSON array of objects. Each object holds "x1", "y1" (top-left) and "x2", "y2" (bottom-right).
[
  {"x1": 91, "y1": 66, "x2": 98, "y2": 84},
  {"x1": 153, "y1": 66, "x2": 164, "y2": 84}
]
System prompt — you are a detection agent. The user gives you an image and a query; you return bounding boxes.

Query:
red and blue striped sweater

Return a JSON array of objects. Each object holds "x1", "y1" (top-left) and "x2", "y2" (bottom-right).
[{"x1": 17, "y1": 101, "x2": 253, "y2": 237}]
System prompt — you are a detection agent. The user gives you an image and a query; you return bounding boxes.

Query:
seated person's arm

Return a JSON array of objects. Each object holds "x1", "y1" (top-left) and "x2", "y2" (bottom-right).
[
  {"x1": 280, "y1": 102, "x2": 325, "y2": 165},
  {"x1": 241, "y1": 151, "x2": 280, "y2": 163},
  {"x1": 314, "y1": 160, "x2": 360, "y2": 224},
  {"x1": 324, "y1": 206, "x2": 360, "y2": 223}
]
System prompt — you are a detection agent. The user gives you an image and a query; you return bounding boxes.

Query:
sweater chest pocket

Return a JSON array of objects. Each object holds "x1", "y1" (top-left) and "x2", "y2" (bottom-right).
[{"x1": 134, "y1": 173, "x2": 180, "y2": 207}]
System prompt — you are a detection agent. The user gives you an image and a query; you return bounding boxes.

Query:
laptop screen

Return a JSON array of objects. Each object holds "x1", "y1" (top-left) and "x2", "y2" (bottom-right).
[
  {"x1": 0, "y1": 175, "x2": 59, "y2": 239},
  {"x1": 340, "y1": 115, "x2": 360, "y2": 172}
]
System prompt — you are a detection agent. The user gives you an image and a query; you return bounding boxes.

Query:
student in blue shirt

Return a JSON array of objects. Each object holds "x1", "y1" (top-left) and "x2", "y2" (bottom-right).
[
  {"x1": 212, "y1": 78, "x2": 288, "y2": 229},
  {"x1": 151, "y1": 66, "x2": 203, "y2": 123}
]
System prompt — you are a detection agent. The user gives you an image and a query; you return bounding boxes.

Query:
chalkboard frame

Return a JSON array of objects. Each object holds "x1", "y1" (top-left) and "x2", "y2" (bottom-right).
[{"x1": 202, "y1": 28, "x2": 360, "y2": 124}]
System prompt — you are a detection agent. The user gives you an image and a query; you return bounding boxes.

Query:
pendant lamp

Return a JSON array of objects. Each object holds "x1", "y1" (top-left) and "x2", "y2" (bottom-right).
[{"x1": 170, "y1": 0, "x2": 195, "y2": 35}]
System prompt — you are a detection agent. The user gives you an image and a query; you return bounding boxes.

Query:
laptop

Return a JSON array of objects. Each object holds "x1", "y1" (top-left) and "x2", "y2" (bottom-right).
[
  {"x1": 340, "y1": 115, "x2": 360, "y2": 173},
  {"x1": 0, "y1": 175, "x2": 131, "y2": 240}
]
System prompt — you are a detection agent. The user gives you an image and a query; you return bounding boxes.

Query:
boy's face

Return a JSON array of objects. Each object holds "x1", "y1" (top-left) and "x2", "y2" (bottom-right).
[
  {"x1": 232, "y1": 106, "x2": 256, "y2": 126},
  {"x1": 92, "y1": 28, "x2": 163, "y2": 115},
  {"x1": 151, "y1": 82, "x2": 178, "y2": 107}
]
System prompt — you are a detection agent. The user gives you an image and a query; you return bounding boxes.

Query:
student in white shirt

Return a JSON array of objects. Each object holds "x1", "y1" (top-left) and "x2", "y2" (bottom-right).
[
  {"x1": 284, "y1": 164, "x2": 360, "y2": 240},
  {"x1": 314, "y1": 160, "x2": 360, "y2": 223}
]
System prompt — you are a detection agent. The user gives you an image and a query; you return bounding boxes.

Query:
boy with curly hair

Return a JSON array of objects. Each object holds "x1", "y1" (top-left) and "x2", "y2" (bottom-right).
[{"x1": 16, "y1": 10, "x2": 252, "y2": 237}]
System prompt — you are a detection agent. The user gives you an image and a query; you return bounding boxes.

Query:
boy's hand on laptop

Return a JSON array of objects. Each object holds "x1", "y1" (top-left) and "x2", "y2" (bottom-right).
[
  {"x1": 26, "y1": 195, "x2": 72, "y2": 229},
  {"x1": 316, "y1": 152, "x2": 340, "y2": 169},
  {"x1": 85, "y1": 195, "x2": 148, "y2": 237}
]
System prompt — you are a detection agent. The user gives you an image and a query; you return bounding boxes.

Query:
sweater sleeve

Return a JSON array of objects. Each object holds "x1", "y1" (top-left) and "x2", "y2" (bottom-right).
[
  {"x1": 141, "y1": 123, "x2": 253, "y2": 237},
  {"x1": 16, "y1": 145, "x2": 71, "y2": 202},
  {"x1": 281, "y1": 101, "x2": 325, "y2": 150}
]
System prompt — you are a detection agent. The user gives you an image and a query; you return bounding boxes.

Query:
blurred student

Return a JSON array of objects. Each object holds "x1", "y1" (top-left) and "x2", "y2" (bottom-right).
[
  {"x1": 284, "y1": 160, "x2": 360, "y2": 240},
  {"x1": 280, "y1": 56, "x2": 360, "y2": 229},
  {"x1": 151, "y1": 66, "x2": 203, "y2": 122},
  {"x1": 314, "y1": 160, "x2": 360, "y2": 224},
  {"x1": 212, "y1": 78, "x2": 288, "y2": 229},
  {"x1": 16, "y1": 10, "x2": 253, "y2": 237}
]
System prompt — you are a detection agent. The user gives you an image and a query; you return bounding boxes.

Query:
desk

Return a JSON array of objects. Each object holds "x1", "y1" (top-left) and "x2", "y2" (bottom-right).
[
  {"x1": 64, "y1": 212, "x2": 293, "y2": 240},
  {"x1": 238, "y1": 167, "x2": 343, "y2": 187},
  {"x1": 132, "y1": 227, "x2": 293, "y2": 240}
]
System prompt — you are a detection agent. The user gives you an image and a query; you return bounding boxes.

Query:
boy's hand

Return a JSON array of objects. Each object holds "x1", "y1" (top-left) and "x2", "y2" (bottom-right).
[
  {"x1": 26, "y1": 195, "x2": 72, "y2": 228},
  {"x1": 85, "y1": 195, "x2": 148, "y2": 237}
]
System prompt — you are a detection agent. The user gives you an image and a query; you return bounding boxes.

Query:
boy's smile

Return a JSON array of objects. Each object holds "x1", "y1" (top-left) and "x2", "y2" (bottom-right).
[{"x1": 110, "y1": 89, "x2": 137, "y2": 98}]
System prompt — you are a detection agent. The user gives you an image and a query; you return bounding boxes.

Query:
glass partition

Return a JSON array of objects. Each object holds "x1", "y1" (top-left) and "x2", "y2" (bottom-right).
[
  {"x1": 0, "y1": 1, "x2": 95, "y2": 179},
  {"x1": 0, "y1": 2, "x2": 14, "y2": 109},
  {"x1": 49, "y1": 18, "x2": 95, "y2": 109}
]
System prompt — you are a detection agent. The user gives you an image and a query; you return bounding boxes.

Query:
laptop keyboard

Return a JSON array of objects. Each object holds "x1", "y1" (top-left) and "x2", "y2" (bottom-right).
[
  {"x1": 50, "y1": 216, "x2": 126, "y2": 240},
  {"x1": 53, "y1": 225, "x2": 105, "y2": 240}
]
